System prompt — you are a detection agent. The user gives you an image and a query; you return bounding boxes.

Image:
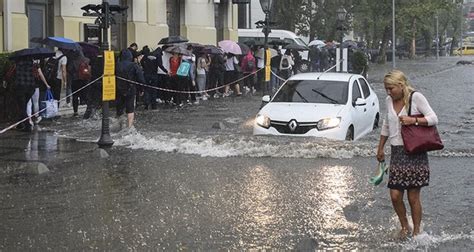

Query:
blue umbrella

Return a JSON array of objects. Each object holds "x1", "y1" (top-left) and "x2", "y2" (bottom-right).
[
  {"x1": 9, "y1": 47, "x2": 55, "y2": 61},
  {"x1": 42, "y1": 36, "x2": 81, "y2": 50}
]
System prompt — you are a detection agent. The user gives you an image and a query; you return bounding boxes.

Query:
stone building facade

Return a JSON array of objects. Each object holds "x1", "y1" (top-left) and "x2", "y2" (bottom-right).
[{"x1": 1, "y1": 0, "x2": 244, "y2": 52}]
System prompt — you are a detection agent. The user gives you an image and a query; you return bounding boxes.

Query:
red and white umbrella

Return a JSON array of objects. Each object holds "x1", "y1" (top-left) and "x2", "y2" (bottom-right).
[{"x1": 218, "y1": 40, "x2": 242, "y2": 55}]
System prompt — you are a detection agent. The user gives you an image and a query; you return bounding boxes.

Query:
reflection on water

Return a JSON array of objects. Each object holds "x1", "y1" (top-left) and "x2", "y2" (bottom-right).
[
  {"x1": 239, "y1": 165, "x2": 283, "y2": 248},
  {"x1": 25, "y1": 131, "x2": 58, "y2": 161},
  {"x1": 317, "y1": 166, "x2": 360, "y2": 248}
]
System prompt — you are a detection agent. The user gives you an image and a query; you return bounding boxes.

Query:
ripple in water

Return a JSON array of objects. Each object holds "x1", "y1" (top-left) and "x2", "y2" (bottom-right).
[{"x1": 112, "y1": 130, "x2": 474, "y2": 158}]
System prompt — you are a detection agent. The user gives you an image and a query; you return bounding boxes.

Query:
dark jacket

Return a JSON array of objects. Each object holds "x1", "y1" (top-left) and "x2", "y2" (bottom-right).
[
  {"x1": 152, "y1": 48, "x2": 168, "y2": 74},
  {"x1": 116, "y1": 49, "x2": 145, "y2": 96}
]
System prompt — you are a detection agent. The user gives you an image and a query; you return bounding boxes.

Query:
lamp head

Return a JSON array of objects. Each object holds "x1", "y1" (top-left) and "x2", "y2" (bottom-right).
[
  {"x1": 336, "y1": 7, "x2": 347, "y2": 22},
  {"x1": 259, "y1": 0, "x2": 273, "y2": 14}
]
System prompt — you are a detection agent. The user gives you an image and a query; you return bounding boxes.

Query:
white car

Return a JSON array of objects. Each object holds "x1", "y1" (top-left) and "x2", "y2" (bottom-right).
[{"x1": 253, "y1": 72, "x2": 380, "y2": 141}]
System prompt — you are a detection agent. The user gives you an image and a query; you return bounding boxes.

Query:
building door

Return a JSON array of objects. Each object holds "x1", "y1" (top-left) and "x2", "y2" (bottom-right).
[
  {"x1": 167, "y1": 0, "x2": 181, "y2": 36},
  {"x1": 215, "y1": 3, "x2": 227, "y2": 43},
  {"x1": 27, "y1": 4, "x2": 46, "y2": 48},
  {"x1": 109, "y1": 0, "x2": 128, "y2": 50},
  {"x1": 27, "y1": 0, "x2": 54, "y2": 48}
]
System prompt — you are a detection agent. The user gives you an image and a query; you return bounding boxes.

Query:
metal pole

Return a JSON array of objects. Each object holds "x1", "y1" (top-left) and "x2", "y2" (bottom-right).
[
  {"x1": 460, "y1": 3, "x2": 463, "y2": 57},
  {"x1": 98, "y1": 0, "x2": 114, "y2": 148},
  {"x1": 263, "y1": 12, "x2": 269, "y2": 96},
  {"x1": 340, "y1": 31, "x2": 344, "y2": 72},
  {"x1": 392, "y1": 0, "x2": 396, "y2": 69},
  {"x1": 436, "y1": 14, "x2": 439, "y2": 60}
]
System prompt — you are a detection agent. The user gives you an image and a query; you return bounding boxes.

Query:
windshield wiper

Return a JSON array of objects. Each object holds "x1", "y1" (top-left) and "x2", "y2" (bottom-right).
[
  {"x1": 294, "y1": 89, "x2": 309, "y2": 103},
  {"x1": 312, "y1": 89, "x2": 339, "y2": 104}
]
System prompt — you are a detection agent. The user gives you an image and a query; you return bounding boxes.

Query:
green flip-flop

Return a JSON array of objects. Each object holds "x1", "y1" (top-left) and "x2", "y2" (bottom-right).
[{"x1": 369, "y1": 161, "x2": 388, "y2": 186}]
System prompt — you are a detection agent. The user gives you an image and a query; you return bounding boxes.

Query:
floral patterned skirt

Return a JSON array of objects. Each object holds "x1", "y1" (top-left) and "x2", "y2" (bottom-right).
[{"x1": 388, "y1": 145, "x2": 430, "y2": 190}]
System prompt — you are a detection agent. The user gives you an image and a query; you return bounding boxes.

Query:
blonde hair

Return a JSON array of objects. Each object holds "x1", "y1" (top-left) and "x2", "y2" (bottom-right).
[{"x1": 383, "y1": 70, "x2": 415, "y2": 109}]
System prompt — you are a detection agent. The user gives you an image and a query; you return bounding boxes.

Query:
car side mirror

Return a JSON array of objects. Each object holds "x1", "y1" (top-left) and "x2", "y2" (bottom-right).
[
  {"x1": 262, "y1": 95, "x2": 271, "y2": 103},
  {"x1": 353, "y1": 98, "x2": 366, "y2": 106},
  {"x1": 260, "y1": 95, "x2": 271, "y2": 109}
]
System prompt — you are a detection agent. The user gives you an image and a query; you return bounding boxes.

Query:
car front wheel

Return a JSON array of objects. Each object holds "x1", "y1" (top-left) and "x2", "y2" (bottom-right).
[
  {"x1": 345, "y1": 126, "x2": 354, "y2": 141},
  {"x1": 373, "y1": 114, "x2": 379, "y2": 130}
]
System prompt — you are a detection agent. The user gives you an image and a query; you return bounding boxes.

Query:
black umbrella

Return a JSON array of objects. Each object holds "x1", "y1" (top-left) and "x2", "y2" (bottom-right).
[
  {"x1": 9, "y1": 47, "x2": 55, "y2": 61},
  {"x1": 342, "y1": 40, "x2": 358, "y2": 49},
  {"x1": 158, "y1": 36, "x2": 189, "y2": 45},
  {"x1": 237, "y1": 42, "x2": 250, "y2": 55},
  {"x1": 78, "y1": 42, "x2": 100, "y2": 58},
  {"x1": 284, "y1": 44, "x2": 308, "y2": 51},
  {"x1": 202, "y1": 45, "x2": 224, "y2": 55},
  {"x1": 164, "y1": 45, "x2": 193, "y2": 56},
  {"x1": 42, "y1": 37, "x2": 81, "y2": 50}
]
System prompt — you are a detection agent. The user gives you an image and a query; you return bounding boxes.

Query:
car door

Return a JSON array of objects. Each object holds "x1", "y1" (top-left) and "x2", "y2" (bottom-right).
[
  {"x1": 349, "y1": 78, "x2": 367, "y2": 138},
  {"x1": 358, "y1": 77, "x2": 378, "y2": 133}
]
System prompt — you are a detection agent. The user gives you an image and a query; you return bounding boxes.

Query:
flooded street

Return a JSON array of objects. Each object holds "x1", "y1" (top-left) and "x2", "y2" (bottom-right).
[{"x1": 1, "y1": 57, "x2": 473, "y2": 250}]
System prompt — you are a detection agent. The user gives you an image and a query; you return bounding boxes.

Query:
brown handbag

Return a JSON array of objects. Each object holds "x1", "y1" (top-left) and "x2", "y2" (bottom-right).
[{"x1": 401, "y1": 91, "x2": 444, "y2": 154}]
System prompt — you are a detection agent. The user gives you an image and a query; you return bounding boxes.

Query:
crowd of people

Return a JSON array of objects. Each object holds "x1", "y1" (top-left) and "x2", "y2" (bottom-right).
[{"x1": 8, "y1": 39, "x2": 309, "y2": 131}]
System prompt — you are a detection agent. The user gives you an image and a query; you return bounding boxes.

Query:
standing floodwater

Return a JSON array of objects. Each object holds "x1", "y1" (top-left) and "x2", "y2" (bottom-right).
[{"x1": 0, "y1": 57, "x2": 473, "y2": 250}]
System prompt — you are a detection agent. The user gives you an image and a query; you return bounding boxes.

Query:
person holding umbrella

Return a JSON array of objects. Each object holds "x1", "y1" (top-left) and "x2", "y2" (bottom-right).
[
  {"x1": 12, "y1": 55, "x2": 50, "y2": 131},
  {"x1": 45, "y1": 48, "x2": 68, "y2": 108}
]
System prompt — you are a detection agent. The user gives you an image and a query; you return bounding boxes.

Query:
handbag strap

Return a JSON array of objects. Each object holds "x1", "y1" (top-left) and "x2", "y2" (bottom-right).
[{"x1": 407, "y1": 91, "x2": 417, "y2": 116}]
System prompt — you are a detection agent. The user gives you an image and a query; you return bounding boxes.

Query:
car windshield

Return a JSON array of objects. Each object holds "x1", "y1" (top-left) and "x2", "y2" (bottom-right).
[
  {"x1": 295, "y1": 37, "x2": 308, "y2": 46},
  {"x1": 272, "y1": 79, "x2": 348, "y2": 104}
]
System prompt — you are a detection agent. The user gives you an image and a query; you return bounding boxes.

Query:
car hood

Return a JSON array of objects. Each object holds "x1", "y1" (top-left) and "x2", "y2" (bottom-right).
[{"x1": 259, "y1": 102, "x2": 345, "y2": 122}]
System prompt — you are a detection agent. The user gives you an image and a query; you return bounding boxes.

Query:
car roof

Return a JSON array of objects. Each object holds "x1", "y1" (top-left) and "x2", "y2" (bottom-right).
[{"x1": 288, "y1": 72, "x2": 361, "y2": 82}]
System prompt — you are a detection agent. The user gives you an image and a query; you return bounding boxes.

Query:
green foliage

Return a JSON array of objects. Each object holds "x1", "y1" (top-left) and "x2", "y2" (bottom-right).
[
  {"x1": 272, "y1": 0, "x2": 464, "y2": 61},
  {"x1": 0, "y1": 53, "x2": 13, "y2": 81},
  {"x1": 352, "y1": 50, "x2": 368, "y2": 76}
]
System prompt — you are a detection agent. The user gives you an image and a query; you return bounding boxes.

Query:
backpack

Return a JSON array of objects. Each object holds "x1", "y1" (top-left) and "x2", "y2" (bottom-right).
[
  {"x1": 244, "y1": 53, "x2": 255, "y2": 72},
  {"x1": 77, "y1": 59, "x2": 91, "y2": 81},
  {"x1": 280, "y1": 55, "x2": 290, "y2": 70},
  {"x1": 177, "y1": 61, "x2": 191, "y2": 77},
  {"x1": 43, "y1": 55, "x2": 64, "y2": 81}
]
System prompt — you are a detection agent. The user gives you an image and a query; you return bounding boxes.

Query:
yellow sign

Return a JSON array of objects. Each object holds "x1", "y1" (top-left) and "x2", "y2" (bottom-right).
[
  {"x1": 265, "y1": 66, "x2": 271, "y2": 82},
  {"x1": 103, "y1": 50, "x2": 115, "y2": 76},
  {"x1": 102, "y1": 75, "x2": 116, "y2": 101},
  {"x1": 266, "y1": 48, "x2": 271, "y2": 65}
]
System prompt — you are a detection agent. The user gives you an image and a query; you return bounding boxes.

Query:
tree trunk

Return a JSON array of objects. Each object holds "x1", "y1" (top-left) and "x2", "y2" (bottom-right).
[
  {"x1": 377, "y1": 25, "x2": 391, "y2": 64},
  {"x1": 371, "y1": 13, "x2": 378, "y2": 49},
  {"x1": 409, "y1": 18, "x2": 417, "y2": 59}
]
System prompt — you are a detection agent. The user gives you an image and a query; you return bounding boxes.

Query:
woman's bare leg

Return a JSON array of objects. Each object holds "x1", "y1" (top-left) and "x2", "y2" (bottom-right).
[
  {"x1": 407, "y1": 188, "x2": 422, "y2": 236},
  {"x1": 390, "y1": 189, "x2": 410, "y2": 237}
]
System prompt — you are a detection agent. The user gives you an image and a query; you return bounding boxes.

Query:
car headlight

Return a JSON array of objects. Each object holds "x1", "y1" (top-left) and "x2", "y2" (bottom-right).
[
  {"x1": 317, "y1": 117, "x2": 341, "y2": 130},
  {"x1": 255, "y1": 114, "x2": 271, "y2": 128}
]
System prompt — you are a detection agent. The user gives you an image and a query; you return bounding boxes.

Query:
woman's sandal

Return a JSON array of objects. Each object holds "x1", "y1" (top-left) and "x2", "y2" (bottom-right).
[{"x1": 369, "y1": 161, "x2": 388, "y2": 186}]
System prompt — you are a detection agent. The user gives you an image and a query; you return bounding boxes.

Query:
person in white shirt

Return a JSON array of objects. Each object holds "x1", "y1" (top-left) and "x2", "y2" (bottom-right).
[
  {"x1": 53, "y1": 49, "x2": 67, "y2": 106},
  {"x1": 376, "y1": 70, "x2": 438, "y2": 238}
]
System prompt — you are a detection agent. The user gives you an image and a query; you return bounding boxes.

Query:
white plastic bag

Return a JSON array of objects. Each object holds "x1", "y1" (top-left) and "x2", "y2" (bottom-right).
[{"x1": 42, "y1": 89, "x2": 58, "y2": 118}]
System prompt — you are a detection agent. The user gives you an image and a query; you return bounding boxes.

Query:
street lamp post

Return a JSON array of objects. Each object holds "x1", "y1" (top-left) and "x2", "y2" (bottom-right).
[
  {"x1": 392, "y1": 0, "x2": 396, "y2": 68},
  {"x1": 98, "y1": 0, "x2": 113, "y2": 148},
  {"x1": 460, "y1": 3, "x2": 463, "y2": 57},
  {"x1": 336, "y1": 7, "x2": 347, "y2": 72},
  {"x1": 82, "y1": 0, "x2": 127, "y2": 148},
  {"x1": 259, "y1": 0, "x2": 273, "y2": 95},
  {"x1": 436, "y1": 13, "x2": 439, "y2": 60}
]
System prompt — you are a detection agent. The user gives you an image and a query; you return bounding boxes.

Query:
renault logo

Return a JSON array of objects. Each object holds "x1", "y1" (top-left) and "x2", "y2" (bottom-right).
[{"x1": 288, "y1": 120, "x2": 298, "y2": 132}]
